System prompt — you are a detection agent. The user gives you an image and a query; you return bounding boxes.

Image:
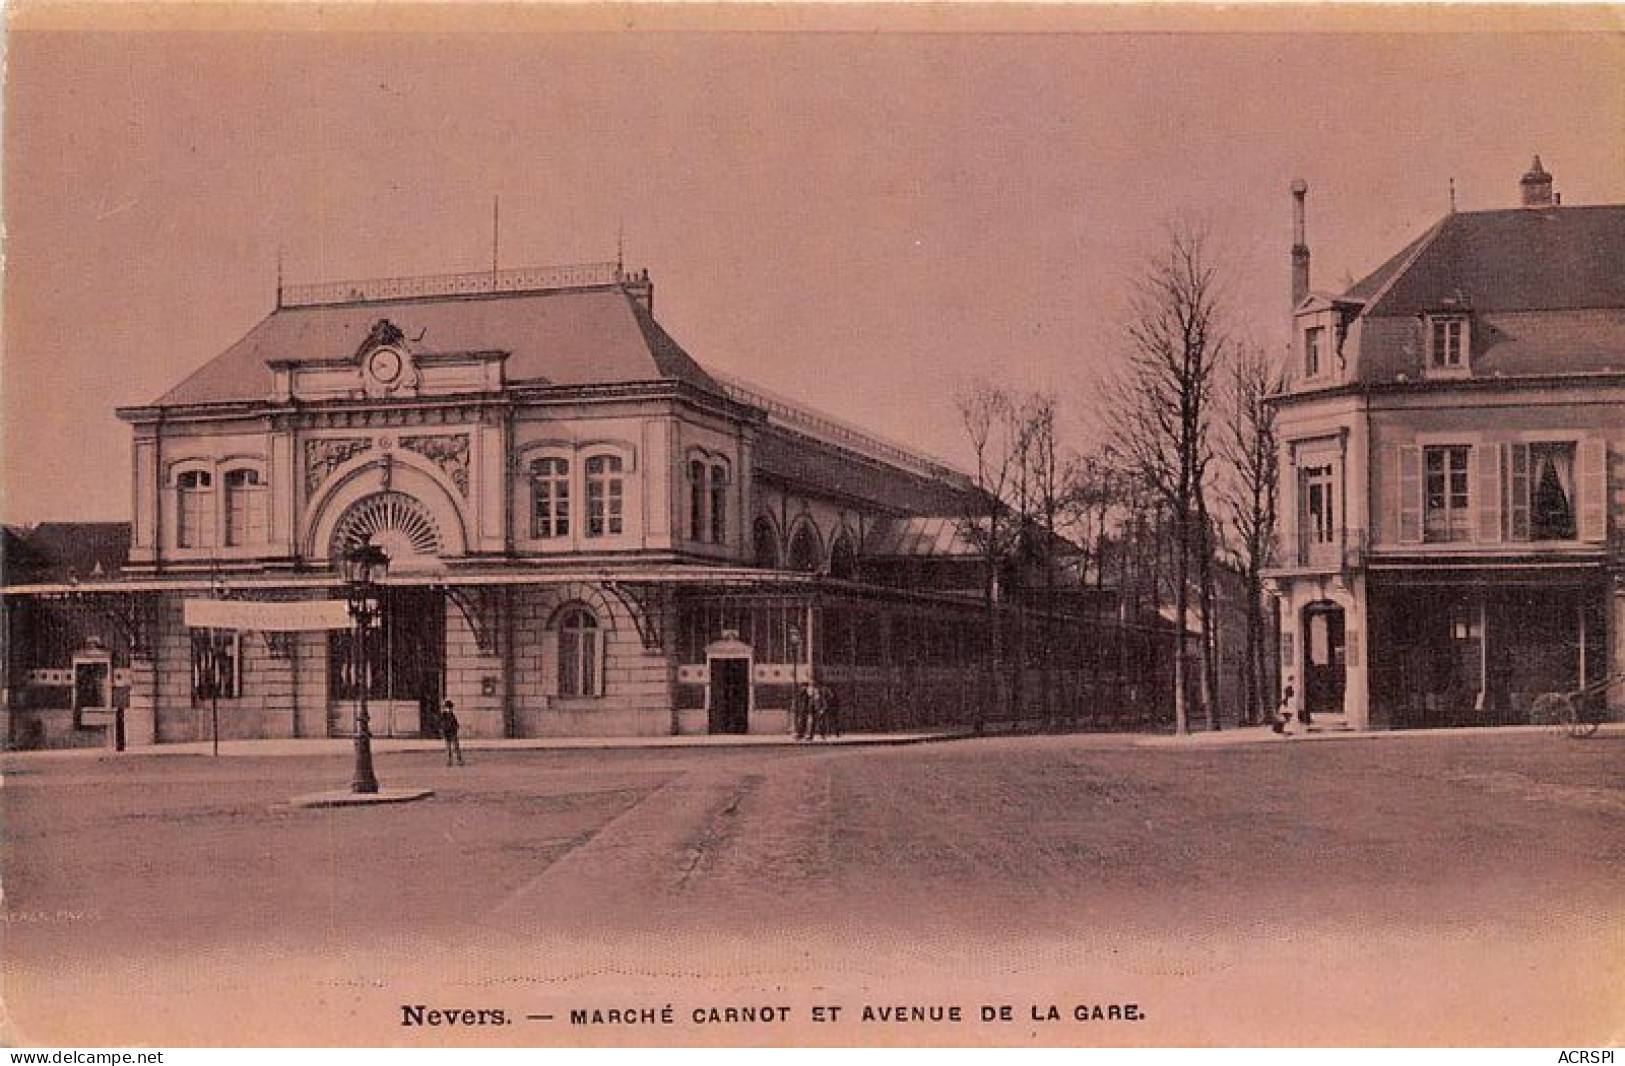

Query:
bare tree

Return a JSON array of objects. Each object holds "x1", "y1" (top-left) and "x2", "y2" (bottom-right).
[
  {"x1": 1068, "y1": 446, "x2": 1120, "y2": 591},
  {"x1": 1219, "y1": 341, "x2": 1284, "y2": 725},
  {"x1": 955, "y1": 381, "x2": 1023, "y2": 733},
  {"x1": 1108, "y1": 225, "x2": 1229, "y2": 735},
  {"x1": 1017, "y1": 392, "x2": 1072, "y2": 730}
]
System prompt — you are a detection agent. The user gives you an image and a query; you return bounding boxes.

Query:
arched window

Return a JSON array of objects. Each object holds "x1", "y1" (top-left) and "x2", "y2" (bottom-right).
[
  {"x1": 829, "y1": 531, "x2": 857, "y2": 580},
  {"x1": 787, "y1": 522, "x2": 822, "y2": 573},
  {"x1": 530, "y1": 457, "x2": 570, "y2": 539},
  {"x1": 557, "y1": 607, "x2": 600, "y2": 697},
  {"x1": 709, "y1": 463, "x2": 729, "y2": 544},
  {"x1": 176, "y1": 469, "x2": 214, "y2": 548},
  {"x1": 223, "y1": 469, "x2": 266, "y2": 547},
  {"x1": 752, "y1": 517, "x2": 780, "y2": 569},
  {"x1": 689, "y1": 459, "x2": 707, "y2": 541},
  {"x1": 585, "y1": 454, "x2": 624, "y2": 538}
]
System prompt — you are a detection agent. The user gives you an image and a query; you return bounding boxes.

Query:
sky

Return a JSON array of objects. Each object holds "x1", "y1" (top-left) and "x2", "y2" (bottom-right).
[{"x1": 4, "y1": 6, "x2": 1623, "y2": 524}]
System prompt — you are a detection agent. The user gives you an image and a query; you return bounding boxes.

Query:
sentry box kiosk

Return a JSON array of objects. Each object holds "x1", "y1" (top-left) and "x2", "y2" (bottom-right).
[{"x1": 72, "y1": 640, "x2": 117, "y2": 745}]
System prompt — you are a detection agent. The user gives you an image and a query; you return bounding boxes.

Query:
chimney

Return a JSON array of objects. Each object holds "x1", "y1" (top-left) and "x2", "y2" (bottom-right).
[
  {"x1": 622, "y1": 267, "x2": 654, "y2": 314},
  {"x1": 1291, "y1": 178, "x2": 1311, "y2": 309},
  {"x1": 1520, "y1": 155, "x2": 1554, "y2": 208}
]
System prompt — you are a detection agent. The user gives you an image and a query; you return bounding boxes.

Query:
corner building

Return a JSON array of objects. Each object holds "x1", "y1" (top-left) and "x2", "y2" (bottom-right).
[
  {"x1": 30, "y1": 263, "x2": 1044, "y2": 745},
  {"x1": 1267, "y1": 160, "x2": 1625, "y2": 729}
]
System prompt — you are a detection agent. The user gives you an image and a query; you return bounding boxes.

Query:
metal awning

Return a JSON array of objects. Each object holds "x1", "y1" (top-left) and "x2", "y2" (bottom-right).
[
  {"x1": 1365, "y1": 557, "x2": 1606, "y2": 586},
  {"x1": 1, "y1": 564, "x2": 812, "y2": 597}
]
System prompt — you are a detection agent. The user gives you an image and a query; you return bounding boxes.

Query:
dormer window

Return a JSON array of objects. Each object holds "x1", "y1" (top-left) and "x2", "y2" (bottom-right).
[
  {"x1": 1305, "y1": 326, "x2": 1326, "y2": 379},
  {"x1": 1427, "y1": 314, "x2": 1469, "y2": 374}
]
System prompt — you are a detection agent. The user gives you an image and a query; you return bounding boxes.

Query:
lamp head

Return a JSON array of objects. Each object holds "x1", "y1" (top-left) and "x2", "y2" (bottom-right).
[{"x1": 341, "y1": 542, "x2": 391, "y2": 588}]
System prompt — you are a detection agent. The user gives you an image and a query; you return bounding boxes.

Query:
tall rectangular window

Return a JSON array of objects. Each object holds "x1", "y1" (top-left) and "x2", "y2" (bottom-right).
[
  {"x1": 1507, "y1": 442, "x2": 1576, "y2": 541},
  {"x1": 585, "y1": 455, "x2": 624, "y2": 538},
  {"x1": 1301, "y1": 463, "x2": 1336, "y2": 560},
  {"x1": 557, "y1": 607, "x2": 599, "y2": 697},
  {"x1": 1304, "y1": 326, "x2": 1325, "y2": 378},
  {"x1": 177, "y1": 470, "x2": 214, "y2": 548},
  {"x1": 689, "y1": 459, "x2": 706, "y2": 541},
  {"x1": 709, "y1": 464, "x2": 728, "y2": 545},
  {"x1": 191, "y1": 630, "x2": 240, "y2": 700},
  {"x1": 1430, "y1": 316, "x2": 1465, "y2": 369},
  {"x1": 224, "y1": 469, "x2": 266, "y2": 547},
  {"x1": 530, "y1": 457, "x2": 570, "y2": 539},
  {"x1": 1424, "y1": 445, "x2": 1471, "y2": 542}
]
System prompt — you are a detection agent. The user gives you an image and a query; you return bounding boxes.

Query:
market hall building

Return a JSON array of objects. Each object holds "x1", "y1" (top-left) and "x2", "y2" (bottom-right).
[{"x1": 3, "y1": 263, "x2": 1106, "y2": 748}]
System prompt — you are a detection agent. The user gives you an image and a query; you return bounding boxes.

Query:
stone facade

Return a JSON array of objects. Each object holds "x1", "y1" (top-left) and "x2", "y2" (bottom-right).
[
  {"x1": 1267, "y1": 167, "x2": 1625, "y2": 729},
  {"x1": 7, "y1": 265, "x2": 1035, "y2": 745}
]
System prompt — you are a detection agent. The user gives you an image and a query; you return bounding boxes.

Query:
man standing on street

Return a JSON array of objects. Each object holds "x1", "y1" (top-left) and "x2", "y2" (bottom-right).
[{"x1": 440, "y1": 699, "x2": 465, "y2": 766}]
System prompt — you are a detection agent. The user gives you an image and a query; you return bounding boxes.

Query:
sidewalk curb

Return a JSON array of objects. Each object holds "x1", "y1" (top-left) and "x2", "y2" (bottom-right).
[
  {"x1": 1, "y1": 730, "x2": 977, "y2": 761},
  {"x1": 3, "y1": 722, "x2": 1609, "y2": 762}
]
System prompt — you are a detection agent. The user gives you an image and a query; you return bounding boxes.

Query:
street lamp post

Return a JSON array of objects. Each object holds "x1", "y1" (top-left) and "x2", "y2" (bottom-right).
[
  {"x1": 341, "y1": 544, "x2": 390, "y2": 794},
  {"x1": 788, "y1": 622, "x2": 802, "y2": 738},
  {"x1": 209, "y1": 573, "x2": 227, "y2": 759}
]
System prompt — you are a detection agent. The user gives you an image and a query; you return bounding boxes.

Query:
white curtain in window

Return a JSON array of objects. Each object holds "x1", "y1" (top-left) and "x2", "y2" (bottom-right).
[{"x1": 1542, "y1": 449, "x2": 1575, "y2": 501}]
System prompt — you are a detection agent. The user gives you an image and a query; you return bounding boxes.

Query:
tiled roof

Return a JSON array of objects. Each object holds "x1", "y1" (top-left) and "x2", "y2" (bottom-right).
[
  {"x1": 1342, "y1": 222, "x2": 1443, "y2": 304},
  {"x1": 151, "y1": 284, "x2": 721, "y2": 406},
  {"x1": 752, "y1": 427, "x2": 977, "y2": 516},
  {"x1": 1, "y1": 523, "x2": 131, "y2": 584},
  {"x1": 1346, "y1": 204, "x2": 1625, "y2": 383},
  {"x1": 1362, "y1": 205, "x2": 1625, "y2": 316}
]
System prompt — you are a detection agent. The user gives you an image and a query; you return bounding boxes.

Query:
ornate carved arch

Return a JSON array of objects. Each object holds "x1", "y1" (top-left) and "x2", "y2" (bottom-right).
[
  {"x1": 329, "y1": 491, "x2": 442, "y2": 561},
  {"x1": 302, "y1": 451, "x2": 469, "y2": 561}
]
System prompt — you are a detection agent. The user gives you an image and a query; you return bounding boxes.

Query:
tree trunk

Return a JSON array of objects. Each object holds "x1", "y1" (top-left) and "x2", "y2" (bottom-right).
[
  {"x1": 977, "y1": 569, "x2": 997, "y2": 735},
  {"x1": 1242, "y1": 567, "x2": 1263, "y2": 725},
  {"x1": 1172, "y1": 505, "x2": 1190, "y2": 736},
  {"x1": 1196, "y1": 501, "x2": 1220, "y2": 732}
]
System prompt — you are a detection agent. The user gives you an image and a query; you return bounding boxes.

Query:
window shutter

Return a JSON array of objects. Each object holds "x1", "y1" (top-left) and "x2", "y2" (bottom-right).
[
  {"x1": 1577, "y1": 439, "x2": 1607, "y2": 543},
  {"x1": 1396, "y1": 446, "x2": 1422, "y2": 544},
  {"x1": 1281, "y1": 460, "x2": 1298, "y2": 555},
  {"x1": 1475, "y1": 444, "x2": 1501, "y2": 543},
  {"x1": 1508, "y1": 443, "x2": 1530, "y2": 541}
]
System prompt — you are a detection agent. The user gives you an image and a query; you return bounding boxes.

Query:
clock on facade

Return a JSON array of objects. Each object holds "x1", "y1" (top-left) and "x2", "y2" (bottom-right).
[{"x1": 367, "y1": 347, "x2": 405, "y2": 386}]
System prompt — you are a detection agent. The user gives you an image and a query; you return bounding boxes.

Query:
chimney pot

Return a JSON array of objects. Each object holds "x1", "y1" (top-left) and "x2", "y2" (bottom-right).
[
  {"x1": 1520, "y1": 155, "x2": 1554, "y2": 208},
  {"x1": 1291, "y1": 179, "x2": 1311, "y2": 309}
]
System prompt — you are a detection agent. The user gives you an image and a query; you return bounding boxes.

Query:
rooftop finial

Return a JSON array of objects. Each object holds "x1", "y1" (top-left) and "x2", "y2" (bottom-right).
[
  {"x1": 275, "y1": 246, "x2": 284, "y2": 308},
  {"x1": 1449, "y1": 177, "x2": 1456, "y2": 214}
]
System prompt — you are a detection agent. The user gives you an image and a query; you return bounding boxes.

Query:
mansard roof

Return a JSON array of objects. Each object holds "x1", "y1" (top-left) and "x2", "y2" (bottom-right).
[
  {"x1": 151, "y1": 275, "x2": 721, "y2": 407},
  {"x1": 1355, "y1": 205, "x2": 1625, "y2": 317},
  {"x1": 1343, "y1": 203, "x2": 1625, "y2": 384}
]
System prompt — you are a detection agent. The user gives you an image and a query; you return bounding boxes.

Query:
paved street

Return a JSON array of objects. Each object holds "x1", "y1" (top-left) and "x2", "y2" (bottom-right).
[{"x1": 3, "y1": 729, "x2": 1621, "y2": 1046}]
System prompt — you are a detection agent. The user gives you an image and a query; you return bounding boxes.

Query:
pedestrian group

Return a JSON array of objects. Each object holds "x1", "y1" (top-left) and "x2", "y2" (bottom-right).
[{"x1": 793, "y1": 680, "x2": 841, "y2": 741}]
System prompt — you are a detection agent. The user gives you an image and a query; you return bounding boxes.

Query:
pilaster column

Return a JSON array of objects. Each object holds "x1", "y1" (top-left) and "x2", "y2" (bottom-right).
[{"x1": 124, "y1": 655, "x2": 159, "y2": 747}]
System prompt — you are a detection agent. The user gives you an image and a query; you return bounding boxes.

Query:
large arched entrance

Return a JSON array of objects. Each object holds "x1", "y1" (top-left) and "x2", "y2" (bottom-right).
[
  {"x1": 326, "y1": 492, "x2": 447, "y2": 738},
  {"x1": 1301, "y1": 601, "x2": 1346, "y2": 724}
]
